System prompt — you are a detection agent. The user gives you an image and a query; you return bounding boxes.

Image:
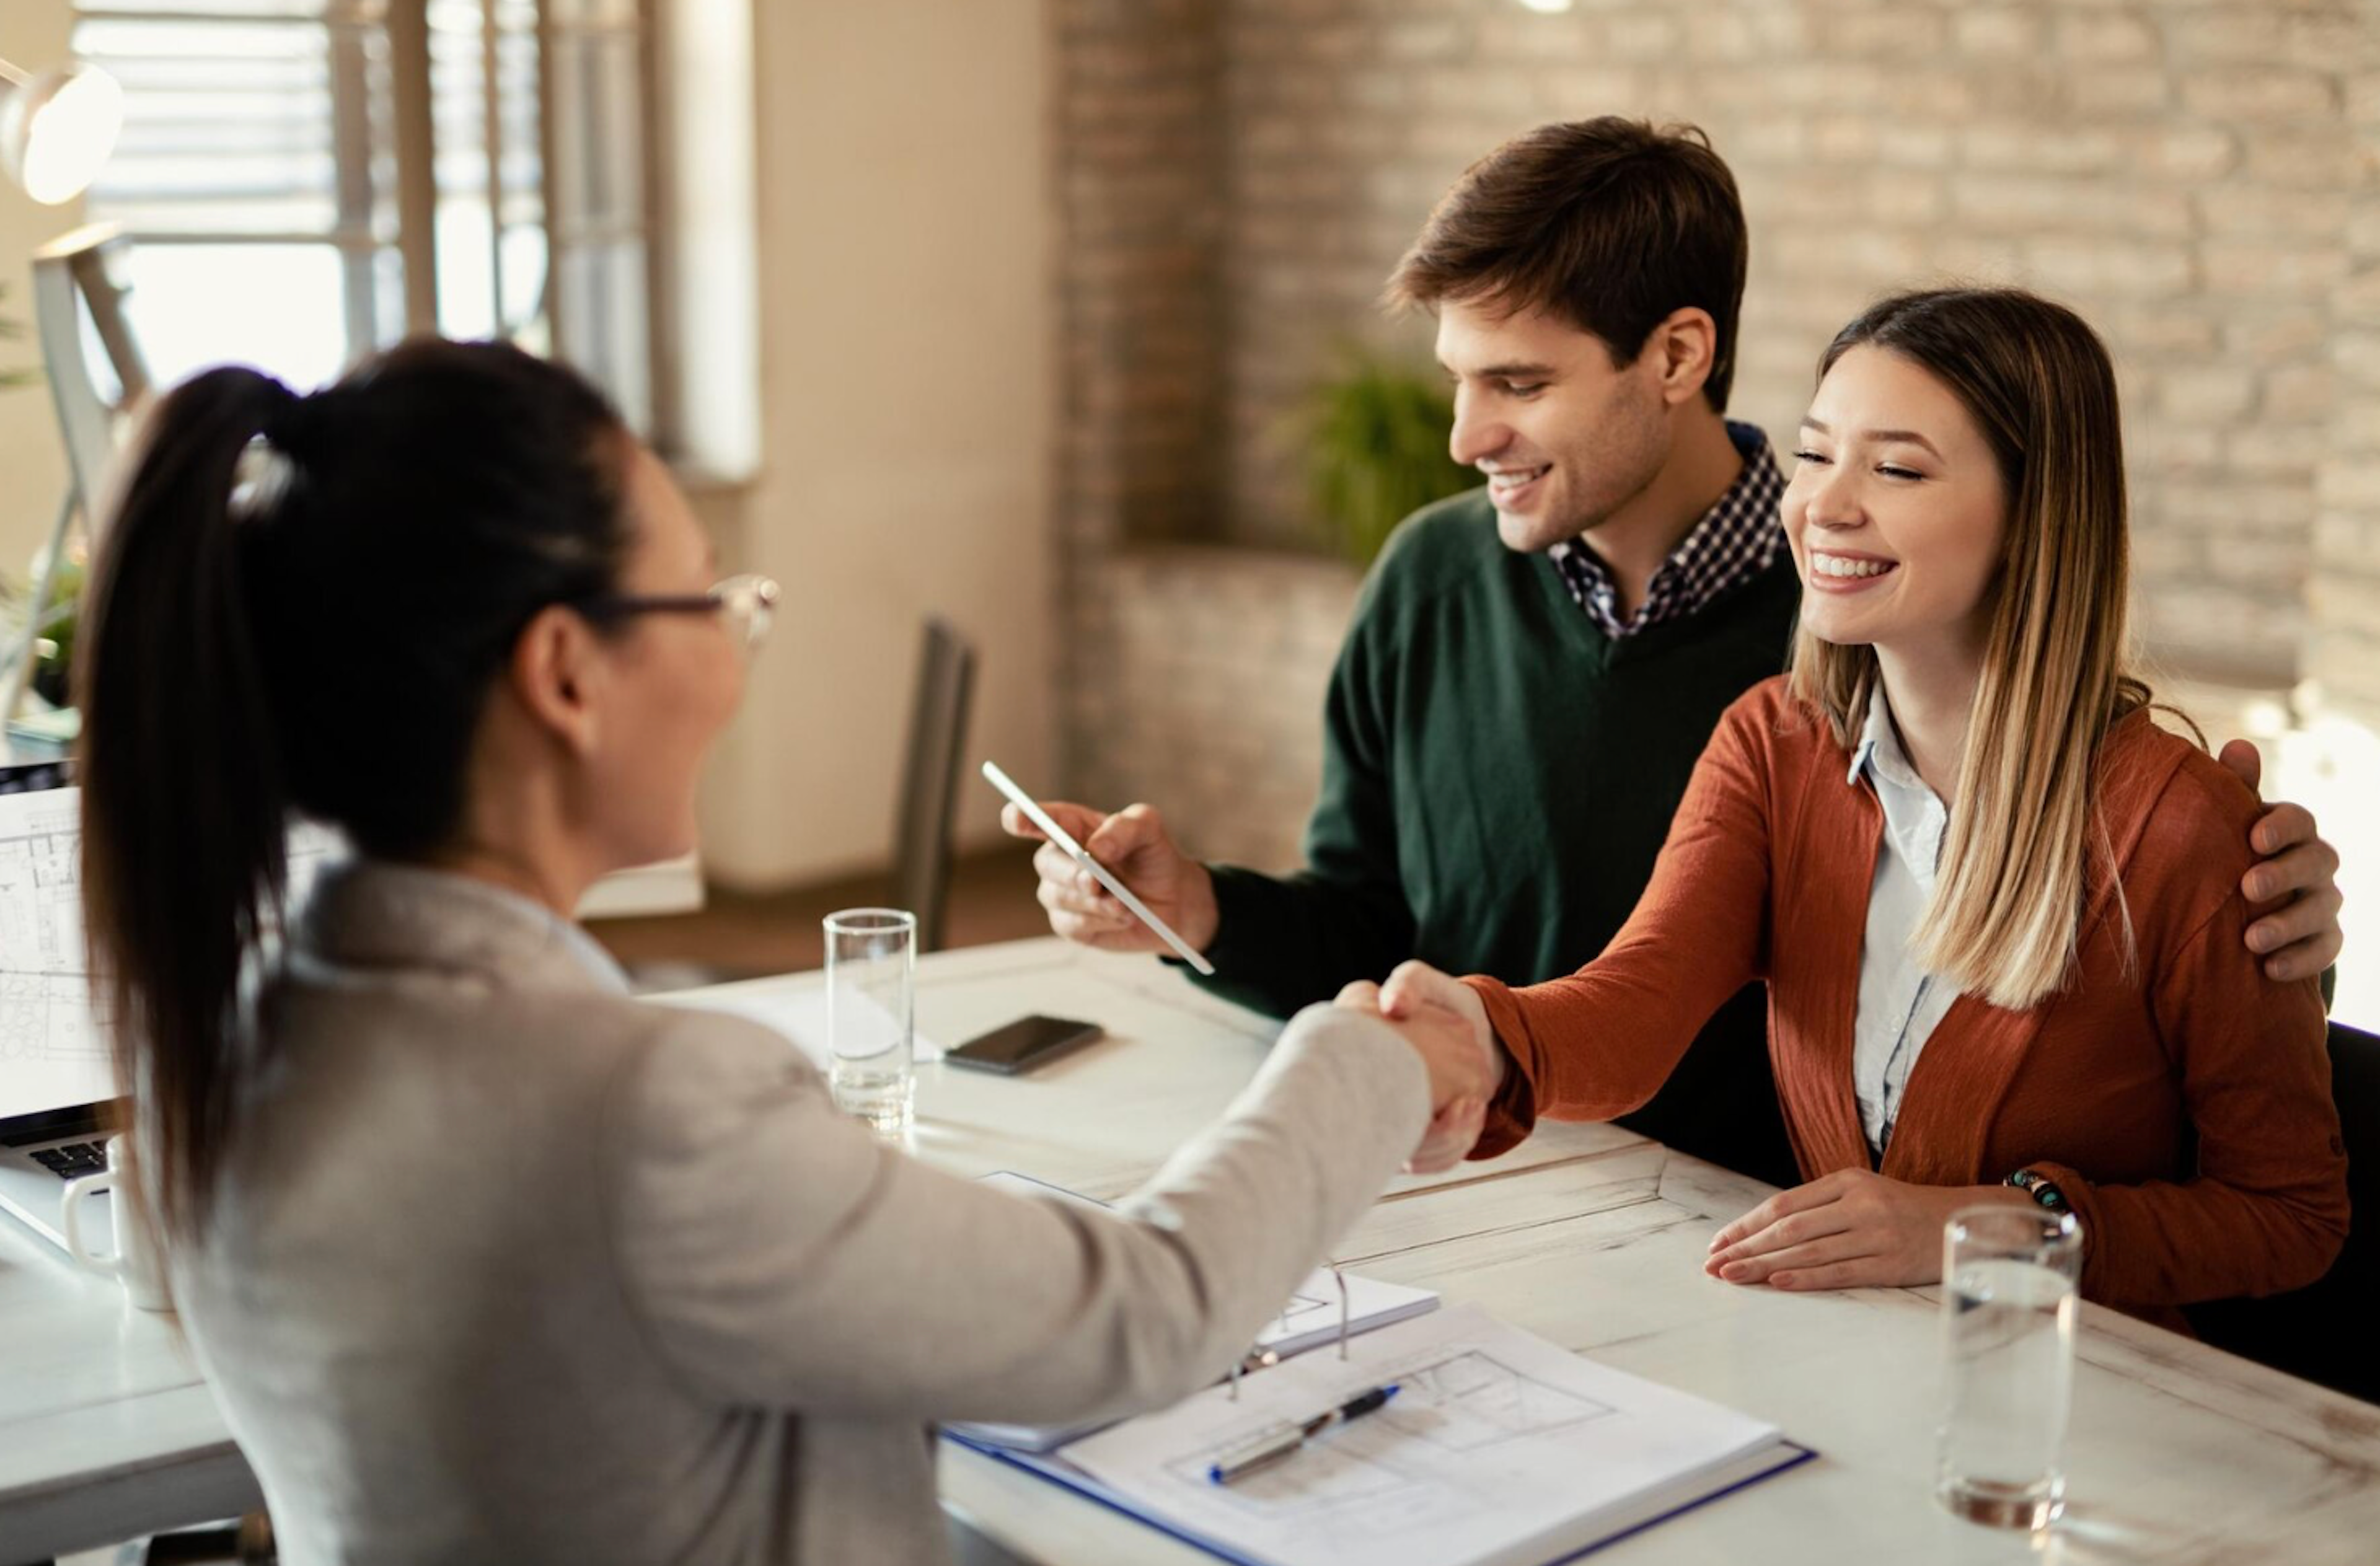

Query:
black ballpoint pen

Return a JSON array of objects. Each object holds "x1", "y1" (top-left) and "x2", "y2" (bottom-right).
[{"x1": 1206, "y1": 1384, "x2": 1401, "y2": 1485}]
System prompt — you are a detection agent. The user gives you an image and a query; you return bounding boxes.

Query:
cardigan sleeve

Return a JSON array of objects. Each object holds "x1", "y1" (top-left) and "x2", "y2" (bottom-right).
[
  {"x1": 2029, "y1": 884, "x2": 2345, "y2": 1308},
  {"x1": 1464, "y1": 688, "x2": 1776, "y2": 1155}
]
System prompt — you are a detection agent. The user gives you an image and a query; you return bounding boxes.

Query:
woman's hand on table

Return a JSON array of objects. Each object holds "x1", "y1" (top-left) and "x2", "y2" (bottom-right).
[{"x1": 1703, "y1": 1170, "x2": 2034, "y2": 1291}]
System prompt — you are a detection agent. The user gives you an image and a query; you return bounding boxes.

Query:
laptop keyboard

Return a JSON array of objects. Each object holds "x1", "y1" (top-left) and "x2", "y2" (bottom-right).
[{"x1": 29, "y1": 1141, "x2": 110, "y2": 1179}]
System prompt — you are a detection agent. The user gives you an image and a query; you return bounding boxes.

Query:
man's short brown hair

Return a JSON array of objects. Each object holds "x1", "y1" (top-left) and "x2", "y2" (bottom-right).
[{"x1": 1386, "y1": 118, "x2": 1748, "y2": 411}]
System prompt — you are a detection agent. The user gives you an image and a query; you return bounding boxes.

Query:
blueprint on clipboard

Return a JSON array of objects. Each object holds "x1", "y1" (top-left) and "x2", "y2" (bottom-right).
[
  {"x1": 0, "y1": 786, "x2": 340, "y2": 1114},
  {"x1": 1029, "y1": 1303, "x2": 1811, "y2": 1566},
  {"x1": 0, "y1": 787, "x2": 101, "y2": 1112}
]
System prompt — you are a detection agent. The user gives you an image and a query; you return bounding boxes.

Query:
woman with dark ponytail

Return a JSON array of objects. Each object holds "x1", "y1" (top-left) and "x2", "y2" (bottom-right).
[
  {"x1": 82, "y1": 348, "x2": 632, "y2": 1245},
  {"x1": 77, "y1": 343, "x2": 1490, "y2": 1562}
]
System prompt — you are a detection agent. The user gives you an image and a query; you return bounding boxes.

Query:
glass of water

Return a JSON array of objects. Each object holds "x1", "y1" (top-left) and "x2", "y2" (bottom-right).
[
  {"x1": 1937, "y1": 1203, "x2": 2082, "y2": 1531},
  {"x1": 824, "y1": 908, "x2": 916, "y2": 1138}
]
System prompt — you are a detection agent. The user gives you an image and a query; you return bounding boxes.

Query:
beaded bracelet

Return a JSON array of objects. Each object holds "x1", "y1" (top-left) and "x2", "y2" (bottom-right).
[{"x1": 2004, "y1": 1166, "x2": 2070, "y2": 1213}]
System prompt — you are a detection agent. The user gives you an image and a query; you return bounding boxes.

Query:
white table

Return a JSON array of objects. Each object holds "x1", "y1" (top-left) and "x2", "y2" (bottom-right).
[
  {"x1": 4, "y1": 938, "x2": 2376, "y2": 1564},
  {"x1": 0, "y1": 1241, "x2": 260, "y2": 1561}
]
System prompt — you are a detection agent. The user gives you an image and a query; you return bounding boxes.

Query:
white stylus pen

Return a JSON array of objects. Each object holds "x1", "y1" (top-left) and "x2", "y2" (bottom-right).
[{"x1": 981, "y1": 760, "x2": 1218, "y2": 976}]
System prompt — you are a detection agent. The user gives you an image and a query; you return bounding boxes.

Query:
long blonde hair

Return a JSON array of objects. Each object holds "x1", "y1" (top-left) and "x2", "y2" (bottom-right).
[{"x1": 1787, "y1": 289, "x2": 2150, "y2": 1011}]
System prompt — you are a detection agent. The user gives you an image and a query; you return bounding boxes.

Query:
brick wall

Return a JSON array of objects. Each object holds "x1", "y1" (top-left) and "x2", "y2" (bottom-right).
[
  {"x1": 2311, "y1": 17, "x2": 2380, "y2": 726},
  {"x1": 1051, "y1": 0, "x2": 1225, "y2": 562},
  {"x1": 1052, "y1": 0, "x2": 1233, "y2": 821},
  {"x1": 1070, "y1": 548, "x2": 1357, "y2": 870},
  {"x1": 1055, "y1": 0, "x2": 2374, "y2": 866}
]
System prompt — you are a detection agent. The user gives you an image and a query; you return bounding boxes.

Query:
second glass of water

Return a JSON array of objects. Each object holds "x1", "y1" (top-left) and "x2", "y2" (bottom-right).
[
  {"x1": 1937, "y1": 1203, "x2": 2082, "y2": 1531},
  {"x1": 824, "y1": 908, "x2": 916, "y2": 1138}
]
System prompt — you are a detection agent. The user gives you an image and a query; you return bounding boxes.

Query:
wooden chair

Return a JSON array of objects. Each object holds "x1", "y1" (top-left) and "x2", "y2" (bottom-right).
[
  {"x1": 891, "y1": 616, "x2": 975, "y2": 954},
  {"x1": 2187, "y1": 1020, "x2": 2380, "y2": 1404}
]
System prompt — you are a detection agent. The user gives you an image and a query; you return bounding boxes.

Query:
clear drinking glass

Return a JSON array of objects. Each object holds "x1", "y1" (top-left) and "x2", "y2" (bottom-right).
[
  {"x1": 824, "y1": 908, "x2": 917, "y2": 1137},
  {"x1": 1937, "y1": 1203, "x2": 2082, "y2": 1531}
]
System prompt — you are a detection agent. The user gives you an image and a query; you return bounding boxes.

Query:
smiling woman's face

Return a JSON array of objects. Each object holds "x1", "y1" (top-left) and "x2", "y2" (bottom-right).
[{"x1": 1783, "y1": 345, "x2": 2011, "y2": 659}]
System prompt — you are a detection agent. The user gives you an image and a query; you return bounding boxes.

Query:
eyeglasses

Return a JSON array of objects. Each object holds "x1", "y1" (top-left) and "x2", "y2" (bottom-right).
[{"x1": 575, "y1": 572, "x2": 780, "y2": 650}]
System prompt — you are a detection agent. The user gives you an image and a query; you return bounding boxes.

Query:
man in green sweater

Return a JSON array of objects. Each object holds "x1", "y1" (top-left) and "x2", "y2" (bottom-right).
[{"x1": 1007, "y1": 119, "x2": 2345, "y2": 1187}]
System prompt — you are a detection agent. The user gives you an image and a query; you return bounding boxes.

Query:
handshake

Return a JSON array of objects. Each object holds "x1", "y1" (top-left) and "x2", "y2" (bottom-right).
[
  {"x1": 1333, "y1": 962, "x2": 1504, "y2": 1174},
  {"x1": 1001, "y1": 794, "x2": 1502, "y2": 1171}
]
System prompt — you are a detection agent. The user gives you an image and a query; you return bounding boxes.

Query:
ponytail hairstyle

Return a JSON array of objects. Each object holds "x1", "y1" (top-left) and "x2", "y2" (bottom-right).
[
  {"x1": 77, "y1": 340, "x2": 632, "y2": 1241},
  {"x1": 1787, "y1": 288, "x2": 2150, "y2": 1011}
]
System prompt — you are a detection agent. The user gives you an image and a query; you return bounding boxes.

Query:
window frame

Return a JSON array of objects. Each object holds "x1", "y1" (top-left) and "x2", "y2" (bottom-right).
[{"x1": 69, "y1": 0, "x2": 671, "y2": 447}]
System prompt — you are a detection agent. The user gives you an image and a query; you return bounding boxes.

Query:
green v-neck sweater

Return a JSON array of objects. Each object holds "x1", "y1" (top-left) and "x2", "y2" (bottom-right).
[{"x1": 1192, "y1": 487, "x2": 1804, "y2": 1185}]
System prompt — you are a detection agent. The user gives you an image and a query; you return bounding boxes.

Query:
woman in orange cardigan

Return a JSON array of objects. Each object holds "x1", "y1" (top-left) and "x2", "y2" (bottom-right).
[{"x1": 1368, "y1": 288, "x2": 2347, "y2": 1322}]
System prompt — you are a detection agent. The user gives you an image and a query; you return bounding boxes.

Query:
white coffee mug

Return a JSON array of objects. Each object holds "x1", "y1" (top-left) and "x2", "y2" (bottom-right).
[{"x1": 60, "y1": 1135, "x2": 172, "y2": 1312}]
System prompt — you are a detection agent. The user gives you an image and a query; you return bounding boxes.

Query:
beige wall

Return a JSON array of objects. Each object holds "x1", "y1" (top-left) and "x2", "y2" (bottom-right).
[
  {"x1": 695, "y1": 0, "x2": 1056, "y2": 889},
  {"x1": 0, "y1": 0, "x2": 78, "y2": 577},
  {"x1": 5, "y1": 0, "x2": 1054, "y2": 892}
]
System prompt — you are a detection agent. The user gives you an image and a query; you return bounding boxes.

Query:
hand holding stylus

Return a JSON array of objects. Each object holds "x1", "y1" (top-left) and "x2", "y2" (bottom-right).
[{"x1": 993, "y1": 770, "x2": 1222, "y2": 967}]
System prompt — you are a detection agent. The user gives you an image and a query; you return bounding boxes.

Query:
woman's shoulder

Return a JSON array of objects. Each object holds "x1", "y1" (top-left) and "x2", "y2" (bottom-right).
[
  {"x1": 2099, "y1": 712, "x2": 2254, "y2": 832},
  {"x1": 1724, "y1": 672, "x2": 1797, "y2": 721},
  {"x1": 2097, "y1": 712, "x2": 2258, "y2": 922},
  {"x1": 1711, "y1": 675, "x2": 1843, "y2": 767}
]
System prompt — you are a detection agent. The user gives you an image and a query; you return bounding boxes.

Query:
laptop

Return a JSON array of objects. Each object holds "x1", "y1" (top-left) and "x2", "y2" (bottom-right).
[{"x1": 0, "y1": 775, "x2": 337, "y2": 1254}]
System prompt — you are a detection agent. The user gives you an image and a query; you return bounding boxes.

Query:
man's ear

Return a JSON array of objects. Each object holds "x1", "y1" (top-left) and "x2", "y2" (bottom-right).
[
  {"x1": 508, "y1": 605, "x2": 603, "y2": 758},
  {"x1": 1647, "y1": 307, "x2": 1719, "y2": 408}
]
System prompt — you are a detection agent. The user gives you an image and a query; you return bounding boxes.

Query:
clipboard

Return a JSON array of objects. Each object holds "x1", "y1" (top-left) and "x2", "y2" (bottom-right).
[{"x1": 946, "y1": 1303, "x2": 1818, "y2": 1566}]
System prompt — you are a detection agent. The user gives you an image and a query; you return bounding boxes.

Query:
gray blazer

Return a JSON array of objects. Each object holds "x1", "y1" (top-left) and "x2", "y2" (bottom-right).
[{"x1": 169, "y1": 863, "x2": 1427, "y2": 1565}]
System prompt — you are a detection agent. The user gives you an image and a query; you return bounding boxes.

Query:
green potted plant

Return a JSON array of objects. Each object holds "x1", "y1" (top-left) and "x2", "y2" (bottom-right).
[
  {"x1": 1301, "y1": 348, "x2": 1474, "y2": 569},
  {"x1": 22, "y1": 548, "x2": 82, "y2": 708}
]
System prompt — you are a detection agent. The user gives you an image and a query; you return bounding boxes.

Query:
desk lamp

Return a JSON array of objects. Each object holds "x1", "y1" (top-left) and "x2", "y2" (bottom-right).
[{"x1": 1, "y1": 56, "x2": 121, "y2": 206}]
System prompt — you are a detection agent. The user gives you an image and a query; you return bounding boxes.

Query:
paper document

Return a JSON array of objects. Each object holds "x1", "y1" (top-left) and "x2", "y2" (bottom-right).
[
  {"x1": 651, "y1": 985, "x2": 946, "y2": 1067},
  {"x1": 1250, "y1": 1268, "x2": 1438, "y2": 1361},
  {"x1": 1056, "y1": 1303, "x2": 1800, "y2": 1566},
  {"x1": 951, "y1": 1172, "x2": 1440, "y2": 1453},
  {"x1": 0, "y1": 786, "x2": 341, "y2": 1122}
]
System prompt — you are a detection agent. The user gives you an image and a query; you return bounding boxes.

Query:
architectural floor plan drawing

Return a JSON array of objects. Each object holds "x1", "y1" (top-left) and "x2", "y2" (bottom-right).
[
  {"x1": 1382, "y1": 1348, "x2": 1615, "y2": 1453},
  {"x1": 0, "y1": 793, "x2": 342, "y2": 1067},
  {"x1": 1157, "y1": 1343, "x2": 1618, "y2": 1530},
  {"x1": 1064, "y1": 1303, "x2": 1794, "y2": 1566},
  {"x1": 0, "y1": 797, "x2": 99, "y2": 1063}
]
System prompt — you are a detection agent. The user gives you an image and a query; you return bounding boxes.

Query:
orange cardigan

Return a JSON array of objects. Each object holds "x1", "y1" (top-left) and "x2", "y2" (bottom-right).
[{"x1": 1466, "y1": 677, "x2": 2347, "y2": 1318}]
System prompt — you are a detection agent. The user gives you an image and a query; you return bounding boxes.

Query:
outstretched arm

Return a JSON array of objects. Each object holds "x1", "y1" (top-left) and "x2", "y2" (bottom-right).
[
  {"x1": 1389, "y1": 694, "x2": 1781, "y2": 1161},
  {"x1": 607, "y1": 1005, "x2": 1435, "y2": 1424}
]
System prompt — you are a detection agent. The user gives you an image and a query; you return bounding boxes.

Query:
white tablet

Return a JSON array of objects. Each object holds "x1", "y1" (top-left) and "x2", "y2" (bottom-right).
[{"x1": 981, "y1": 761, "x2": 1217, "y2": 975}]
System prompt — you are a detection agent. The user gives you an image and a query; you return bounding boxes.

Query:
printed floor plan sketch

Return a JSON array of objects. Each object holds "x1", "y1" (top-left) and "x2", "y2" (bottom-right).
[
  {"x1": 1385, "y1": 1349, "x2": 1615, "y2": 1453},
  {"x1": 0, "y1": 794, "x2": 339, "y2": 1067},
  {"x1": 1160, "y1": 1346, "x2": 1617, "y2": 1531},
  {"x1": 0, "y1": 794, "x2": 99, "y2": 1063},
  {"x1": 1062, "y1": 1303, "x2": 1796, "y2": 1566}
]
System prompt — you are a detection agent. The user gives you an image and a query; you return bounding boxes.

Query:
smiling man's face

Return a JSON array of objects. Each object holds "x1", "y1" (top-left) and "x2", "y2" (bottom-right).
[{"x1": 1436, "y1": 299, "x2": 1675, "y2": 555}]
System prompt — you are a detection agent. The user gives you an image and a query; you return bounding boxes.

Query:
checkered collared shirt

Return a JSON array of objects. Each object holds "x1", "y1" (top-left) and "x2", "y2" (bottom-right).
[{"x1": 1546, "y1": 420, "x2": 1788, "y2": 638}]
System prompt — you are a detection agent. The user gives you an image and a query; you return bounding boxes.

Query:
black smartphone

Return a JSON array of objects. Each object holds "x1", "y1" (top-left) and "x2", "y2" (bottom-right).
[{"x1": 946, "y1": 1014, "x2": 1105, "y2": 1075}]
